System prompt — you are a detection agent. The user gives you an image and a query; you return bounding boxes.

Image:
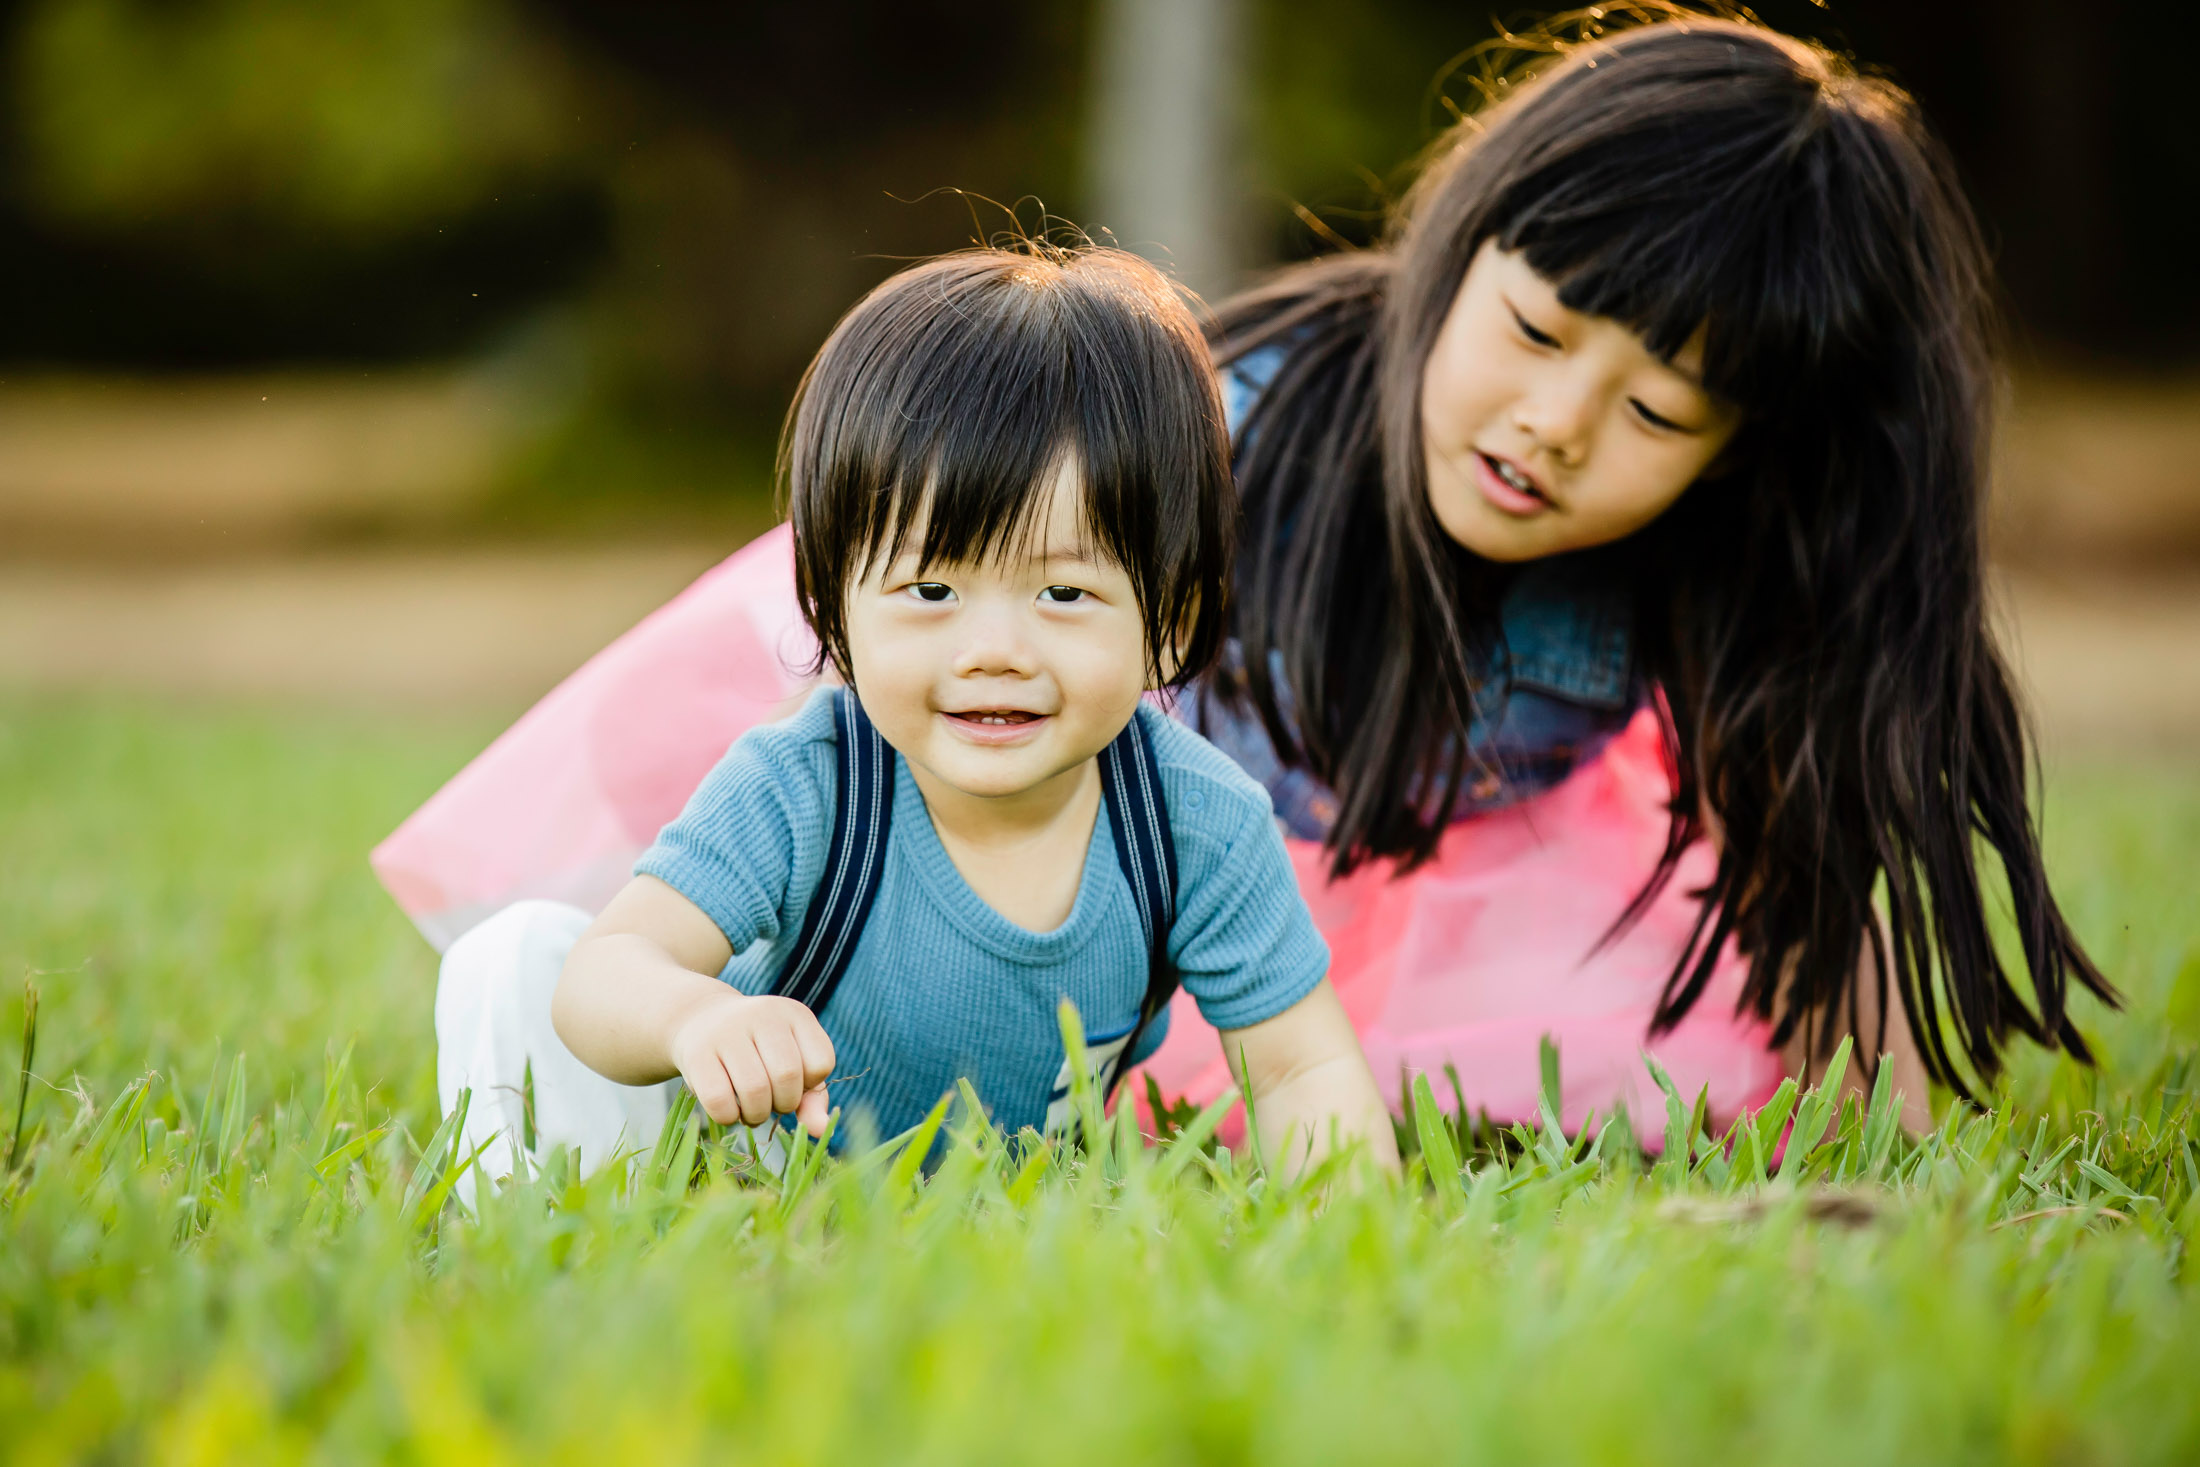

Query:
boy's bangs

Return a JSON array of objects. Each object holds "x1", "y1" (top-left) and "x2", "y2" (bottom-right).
[
  {"x1": 848, "y1": 288, "x2": 1153, "y2": 586},
  {"x1": 789, "y1": 247, "x2": 1234, "y2": 689}
]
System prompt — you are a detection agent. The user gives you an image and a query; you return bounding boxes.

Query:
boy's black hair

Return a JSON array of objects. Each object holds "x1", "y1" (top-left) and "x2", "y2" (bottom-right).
[
  {"x1": 1209, "y1": 11, "x2": 2113, "y2": 1096},
  {"x1": 782, "y1": 245, "x2": 1233, "y2": 692}
]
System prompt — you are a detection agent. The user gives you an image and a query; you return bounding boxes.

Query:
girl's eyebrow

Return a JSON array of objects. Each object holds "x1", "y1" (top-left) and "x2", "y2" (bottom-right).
[{"x1": 1651, "y1": 352, "x2": 1709, "y2": 393}]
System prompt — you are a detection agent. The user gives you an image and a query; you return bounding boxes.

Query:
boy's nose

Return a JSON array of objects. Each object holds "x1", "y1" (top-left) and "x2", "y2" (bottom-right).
[{"x1": 949, "y1": 600, "x2": 1039, "y2": 678}]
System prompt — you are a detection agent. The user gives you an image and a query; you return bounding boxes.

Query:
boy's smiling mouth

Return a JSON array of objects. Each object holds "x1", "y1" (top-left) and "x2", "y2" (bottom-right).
[{"x1": 939, "y1": 707, "x2": 1053, "y2": 744}]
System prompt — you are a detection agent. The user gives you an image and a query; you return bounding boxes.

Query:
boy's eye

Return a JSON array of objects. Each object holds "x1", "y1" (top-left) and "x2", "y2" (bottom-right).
[
  {"x1": 1040, "y1": 585, "x2": 1088, "y2": 604},
  {"x1": 1511, "y1": 306, "x2": 1561, "y2": 348},
  {"x1": 910, "y1": 582, "x2": 955, "y2": 603}
]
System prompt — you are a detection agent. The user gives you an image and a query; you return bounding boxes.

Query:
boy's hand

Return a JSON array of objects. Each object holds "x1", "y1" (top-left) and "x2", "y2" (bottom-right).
[{"x1": 668, "y1": 992, "x2": 836, "y2": 1137}]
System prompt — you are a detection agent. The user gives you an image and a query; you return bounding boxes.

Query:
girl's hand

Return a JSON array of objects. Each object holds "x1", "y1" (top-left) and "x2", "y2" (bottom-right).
[{"x1": 667, "y1": 992, "x2": 836, "y2": 1136}]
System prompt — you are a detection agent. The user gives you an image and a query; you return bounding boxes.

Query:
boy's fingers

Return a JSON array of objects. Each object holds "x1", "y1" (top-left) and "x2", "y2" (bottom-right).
[
  {"x1": 796, "y1": 1084, "x2": 831, "y2": 1138},
  {"x1": 793, "y1": 1013, "x2": 837, "y2": 1090},
  {"x1": 751, "y1": 1025, "x2": 808, "y2": 1117},
  {"x1": 688, "y1": 1055, "x2": 744, "y2": 1128},
  {"x1": 722, "y1": 1045, "x2": 774, "y2": 1127}
]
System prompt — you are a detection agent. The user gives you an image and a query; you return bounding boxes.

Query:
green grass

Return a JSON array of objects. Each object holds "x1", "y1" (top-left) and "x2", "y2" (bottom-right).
[{"x1": 4, "y1": 694, "x2": 2200, "y2": 1464}]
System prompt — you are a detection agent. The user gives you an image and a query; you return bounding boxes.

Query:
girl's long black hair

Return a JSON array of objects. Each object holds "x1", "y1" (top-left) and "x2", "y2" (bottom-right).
[{"x1": 1212, "y1": 14, "x2": 2113, "y2": 1095}]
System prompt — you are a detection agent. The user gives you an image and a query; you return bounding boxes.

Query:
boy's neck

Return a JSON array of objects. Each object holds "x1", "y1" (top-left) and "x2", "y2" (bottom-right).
[
  {"x1": 904, "y1": 753, "x2": 1101, "y2": 853},
  {"x1": 903, "y1": 753, "x2": 1103, "y2": 934}
]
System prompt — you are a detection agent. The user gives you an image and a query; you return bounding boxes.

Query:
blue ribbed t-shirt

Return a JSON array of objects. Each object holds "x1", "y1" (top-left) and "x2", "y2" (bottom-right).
[{"x1": 636, "y1": 687, "x2": 1330, "y2": 1142}]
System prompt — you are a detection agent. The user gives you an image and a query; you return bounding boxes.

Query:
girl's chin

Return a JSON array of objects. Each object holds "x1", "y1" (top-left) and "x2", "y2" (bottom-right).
[{"x1": 1432, "y1": 498, "x2": 1561, "y2": 563}]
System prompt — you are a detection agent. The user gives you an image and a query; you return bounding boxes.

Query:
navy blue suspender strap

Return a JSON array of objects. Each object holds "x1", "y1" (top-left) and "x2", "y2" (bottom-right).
[
  {"x1": 768, "y1": 688, "x2": 894, "y2": 1014},
  {"x1": 1095, "y1": 708, "x2": 1179, "y2": 1097},
  {"x1": 770, "y1": 688, "x2": 1179, "y2": 1103}
]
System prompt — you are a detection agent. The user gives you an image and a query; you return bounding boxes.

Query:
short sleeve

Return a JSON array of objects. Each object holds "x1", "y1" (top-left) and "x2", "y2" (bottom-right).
[
  {"x1": 1160, "y1": 736, "x2": 1330, "y2": 1032},
  {"x1": 633, "y1": 690, "x2": 834, "y2": 954}
]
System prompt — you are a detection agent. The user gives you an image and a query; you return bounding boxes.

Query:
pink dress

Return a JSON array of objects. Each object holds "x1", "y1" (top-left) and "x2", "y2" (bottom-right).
[{"x1": 373, "y1": 525, "x2": 1784, "y2": 1140}]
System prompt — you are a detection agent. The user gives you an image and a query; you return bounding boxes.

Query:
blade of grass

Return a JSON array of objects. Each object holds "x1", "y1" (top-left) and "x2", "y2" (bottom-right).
[
  {"x1": 882, "y1": 1092, "x2": 953, "y2": 1203},
  {"x1": 1861, "y1": 1057, "x2": 1902, "y2": 1178},
  {"x1": 7, "y1": 979, "x2": 37, "y2": 1173},
  {"x1": 1539, "y1": 1033, "x2": 1562, "y2": 1124},
  {"x1": 400, "y1": 1090, "x2": 470, "y2": 1223},
  {"x1": 1777, "y1": 1037, "x2": 1852, "y2": 1185},
  {"x1": 1411, "y1": 1072, "x2": 1465, "y2": 1213},
  {"x1": 1055, "y1": 1000, "x2": 1107, "y2": 1154},
  {"x1": 776, "y1": 1110, "x2": 839, "y2": 1219},
  {"x1": 1643, "y1": 1052, "x2": 1690, "y2": 1175},
  {"x1": 1155, "y1": 1086, "x2": 1241, "y2": 1184}
]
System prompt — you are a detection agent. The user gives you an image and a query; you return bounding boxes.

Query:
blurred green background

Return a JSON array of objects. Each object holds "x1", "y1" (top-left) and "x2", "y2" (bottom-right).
[{"x1": 0, "y1": 0, "x2": 2193, "y2": 746}]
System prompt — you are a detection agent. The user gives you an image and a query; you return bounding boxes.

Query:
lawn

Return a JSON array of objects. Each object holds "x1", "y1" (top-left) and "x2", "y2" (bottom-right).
[{"x1": 4, "y1": 694, "x2": 2199, "y2": 1464}]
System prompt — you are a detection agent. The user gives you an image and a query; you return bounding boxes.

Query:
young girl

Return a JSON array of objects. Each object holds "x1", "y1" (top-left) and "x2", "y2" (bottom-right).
[
  {"x1": 384, "y1": 12, "x2": 2109, "y2": 1149},
  {"x1": 431, "y1": 246, "x2": 1396, "y2": 1184},
  {"x1": 1137, "y1": 13, "x2": 2112, "y2": 1130}
]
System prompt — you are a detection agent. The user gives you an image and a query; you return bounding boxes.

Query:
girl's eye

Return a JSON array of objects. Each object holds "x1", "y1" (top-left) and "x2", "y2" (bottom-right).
[
  {"x1": 1629, "y1": 399, "x2": 1689, "y2": 433},
  {"x1": 1040, "y1": 586, "x2": 1088, "y2": 604},
  {"x1": 910, "y1": 582, "x2": 955, "y2": 603},
  {"x1": 1511, "y1": 307, "x2": 1561, "y2": 348}
]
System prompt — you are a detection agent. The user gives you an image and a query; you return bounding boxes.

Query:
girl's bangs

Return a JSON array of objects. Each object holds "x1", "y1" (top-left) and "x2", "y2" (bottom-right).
[{"x1": 1489, "y1": 85, "x2": 1890, "y2": 417}]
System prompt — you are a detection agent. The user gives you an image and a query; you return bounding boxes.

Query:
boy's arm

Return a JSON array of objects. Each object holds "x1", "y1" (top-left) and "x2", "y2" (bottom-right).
[
  {"x1": 554, "y1": 875, "x2": 836, "y2": 1135},
  {"x1": 1217, "y1": 978, "x2": 1400, "y2": 1179}
]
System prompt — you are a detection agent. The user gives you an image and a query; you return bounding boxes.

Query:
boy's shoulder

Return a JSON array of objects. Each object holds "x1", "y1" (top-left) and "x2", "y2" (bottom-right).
[
  {"x1": 740, "y1": 682, "x2": 841, "y2": 755},
  {"x1": 696, "y1": 684, "x2": 841, "y2": 815},
  {"x1": 1138, "y1": 702, "x2": 1280, "y2": 843}
]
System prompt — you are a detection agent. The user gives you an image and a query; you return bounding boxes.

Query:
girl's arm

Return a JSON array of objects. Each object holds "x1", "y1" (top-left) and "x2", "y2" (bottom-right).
[
  {"x1": 554, "y1": 875, "x2": 837, "y2": 1135},
  {"x1": 1780, "y1": 924, "x2": 1934, "y2": 1134},
  {"x1": 1218, "y1": 978, "x2": 1400, "y2": 1179},
  {"x1": 1696, "y1": 794, "x2": 1934, "y2": 1132}
]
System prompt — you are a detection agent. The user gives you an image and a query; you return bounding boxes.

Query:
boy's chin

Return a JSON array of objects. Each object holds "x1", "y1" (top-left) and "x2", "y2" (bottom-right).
[{"x1": 911, "y1": 740, "x2": 1101, "y2": 805}]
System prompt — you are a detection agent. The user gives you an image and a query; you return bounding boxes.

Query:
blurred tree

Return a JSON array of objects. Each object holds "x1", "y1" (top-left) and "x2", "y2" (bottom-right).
[
  {"x1": 1241, "y1": 0, "x2": 2200, "y2": 368},
  {"x1": 1087, "y1": 0, "x2": 1245, "y2": 297},
  {"x1": 0, "y1": 0, "x2": 610, "y2": 365},
  {"x1": 0, "y1": 0, "x2": 2186, "y2": 405}
]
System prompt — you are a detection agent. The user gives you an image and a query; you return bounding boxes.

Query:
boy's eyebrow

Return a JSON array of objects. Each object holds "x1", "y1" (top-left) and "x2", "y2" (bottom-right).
[{"x1": 1034, "y1": 542, "x2": 1104, "y2": 565}]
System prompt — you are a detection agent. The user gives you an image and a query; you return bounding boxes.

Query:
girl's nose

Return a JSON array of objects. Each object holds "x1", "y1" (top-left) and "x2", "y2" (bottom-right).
[{"x1": 1512, "y1": 369, "x2": 1598, "y2": 465}]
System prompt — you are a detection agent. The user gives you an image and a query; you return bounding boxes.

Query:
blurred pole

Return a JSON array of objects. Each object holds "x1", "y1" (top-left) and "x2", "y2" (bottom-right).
[{"x1": 1086, "y1": 0, "x2": 1244, "y2": 299}]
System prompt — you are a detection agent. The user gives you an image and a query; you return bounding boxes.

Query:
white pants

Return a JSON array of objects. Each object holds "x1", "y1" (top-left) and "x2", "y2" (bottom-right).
[{"x1": 435, "y1": 900, "x2": 680, "y2": 1202}]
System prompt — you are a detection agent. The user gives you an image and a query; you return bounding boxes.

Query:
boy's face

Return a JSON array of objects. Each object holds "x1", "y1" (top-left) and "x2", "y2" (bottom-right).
[{"x1": 844, "y1": 461, "x2": 1151, "y2": 807}]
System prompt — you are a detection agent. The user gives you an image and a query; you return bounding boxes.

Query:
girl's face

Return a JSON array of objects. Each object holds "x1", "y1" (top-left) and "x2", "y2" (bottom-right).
[{"x1": 1420, "y1": 240, "x2": 1742, "y2": 563}]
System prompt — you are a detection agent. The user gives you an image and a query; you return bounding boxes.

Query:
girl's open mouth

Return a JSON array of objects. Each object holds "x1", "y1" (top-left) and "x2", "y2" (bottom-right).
[{"x1": 1474, "y1": 451, "x2": 1553, "y2": 515}]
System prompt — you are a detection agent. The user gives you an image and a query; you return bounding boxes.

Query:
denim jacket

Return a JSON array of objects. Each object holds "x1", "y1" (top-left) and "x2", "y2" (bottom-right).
[{"x1": 1193, "y1": 344, "x2": 1642, "y2": 842}]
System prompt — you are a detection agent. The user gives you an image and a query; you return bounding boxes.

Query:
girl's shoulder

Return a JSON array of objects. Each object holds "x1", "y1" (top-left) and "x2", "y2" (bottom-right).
[{"x1": 1219, "y1": 342, "x2": 1293, "y2": 437}]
